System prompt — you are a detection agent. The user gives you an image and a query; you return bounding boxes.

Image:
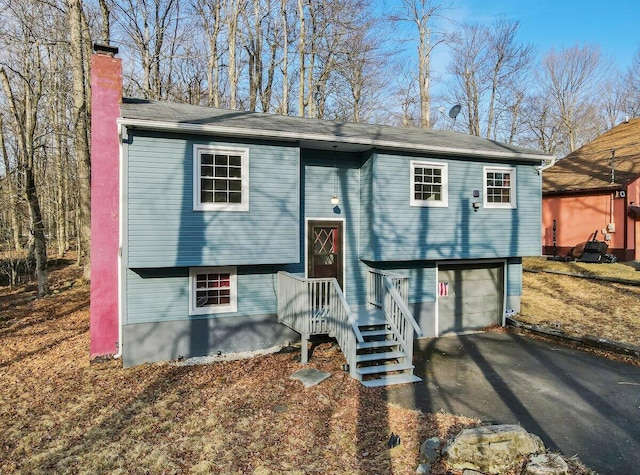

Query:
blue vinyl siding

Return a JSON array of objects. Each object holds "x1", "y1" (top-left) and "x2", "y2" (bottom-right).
[
  {"x1": 301, "y1": 150, "x2": 369, "y2": 306},
  {"x1": 125, "y1": 131, "x2": 299, "y2": 267},
  {"x1": 506, "y1": 257, "x2": 523, "y2": 296},
  {"x1": 361, "y1": 152, "x2": 542, "y2": 262},
  {"x1": 366, "y1": 262, "x2": 438, "y2": 304},
  {"x1": 359, "y1": 154, "x2": 374, "y2": 262},
  {"x1": 126, "y1": 266, "x2": 281, "y2": 324}
]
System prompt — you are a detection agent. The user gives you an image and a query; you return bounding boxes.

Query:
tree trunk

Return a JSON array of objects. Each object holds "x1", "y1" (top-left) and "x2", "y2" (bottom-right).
[
  {"x1": 1, "y1": 58, "x2": 48, "y2": 296},
  {"x1": 280, "y1": 0, "x2": 289, "y2": 114},
  {"x1": 297, "y1": 0, "x2": 305, "y2": 116},
  {"x1": 227, "y1": 0, "x2": 240, "y2": 109},
  {"x1": 70, "y1": 0, "x2": 92, "y2": 280},
  {"x1": 24, "y1": 166, "x2": 49, "y2": 295},
  {"x1": 0, "y1": 117, "x2": 21, "y2": 251},
  {"x1": 98, "y1": 0, "x2": 111, "y2": 44},
  {"x1": 418, "y1": 28, "x2": 431, "y2": 129}
]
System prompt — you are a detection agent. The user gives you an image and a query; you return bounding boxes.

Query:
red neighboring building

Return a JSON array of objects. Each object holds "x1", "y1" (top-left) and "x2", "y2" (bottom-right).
[{"x1": 542, "y1": 118, "x2": 640, "y2": 262}]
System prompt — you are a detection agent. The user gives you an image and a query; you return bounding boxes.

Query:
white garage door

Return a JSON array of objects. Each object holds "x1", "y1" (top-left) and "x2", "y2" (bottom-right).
[{"x1": 437, "y1": 263, "x2": 504, "y2": 334}]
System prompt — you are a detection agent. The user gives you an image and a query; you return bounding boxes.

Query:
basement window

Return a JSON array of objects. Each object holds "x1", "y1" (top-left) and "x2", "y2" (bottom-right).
[
  {"x1": 189, "y1": 267, "x2": 237, "y2": 315},
  {"x1": 193, "y1": 145, "x2": 249, "y2": 211}
]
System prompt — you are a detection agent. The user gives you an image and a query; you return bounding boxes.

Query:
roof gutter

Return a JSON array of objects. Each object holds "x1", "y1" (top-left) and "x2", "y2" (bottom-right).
[
  {"x1": 117, "y1": 117, "x2": 550, "y2": 163},
  {"x1": 542, "y1": 184, "x2": 624, "y2": 196}
]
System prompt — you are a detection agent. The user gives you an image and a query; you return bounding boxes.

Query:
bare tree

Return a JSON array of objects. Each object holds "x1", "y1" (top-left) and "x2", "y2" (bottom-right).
[
  {"x1": 0, "y1": 41, "x2": 49, "y2": 296},
  {"x1": 114, "y1": 0, "x2": 182, "y2": 100},
  {"x1": 296, "y1": 0, "x2": 306, "y2": 116},
  {"x1": 623, "y1": 47, "x2": 640, "y2": 118},
  {"x1": 392, "y1": 0, "x2": 448, "y2": 129},
  {"x1": 447, "y1": 18, "x2": 534, "y2": 140},
  {"x1": 98, "y1": 0, "x2": 111, "y2": 43},
  {"x1": 68, "y1": 0, "x2": 92, "y2": 278},
  {"x1": 226, "y1": 0, "x2": 245, "y2": 109},
  {"x1": 484, "y1": 16, "x2": 534, "y2": 140},
  {"x1": 539, "y1": 44, "x2": 607, "y2": 151},
  {"x1": 448, "y1": 23, "x2": 486, "y2": 136},
  {"x1": 278, "y1": 0, "x2": 291, "y2": 114},
  {"x1": 600, "y1": 74, "x2": 628, "y2": 129},
  {"x1": 0, "y1": 115, "x2": 21, "y2": 251},
  {"x1": 521, "y1": 93, "x2": 564, "y2": 155},
  {"x1": 193, "y1": 0, "x2": 225, "y2": 107}
]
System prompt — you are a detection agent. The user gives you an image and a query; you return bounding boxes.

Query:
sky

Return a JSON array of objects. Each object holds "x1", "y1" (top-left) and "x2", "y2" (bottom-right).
[
  {"x1": 453, "y1": 0, "x2": 640, "y2": 68},
  {"x1": 381, "y1": 0, "x2": 640, "y2": 70}
]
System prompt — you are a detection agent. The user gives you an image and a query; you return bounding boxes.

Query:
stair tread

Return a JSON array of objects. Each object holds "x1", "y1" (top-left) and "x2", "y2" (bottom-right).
[
  {"x1": 357, "y1": 340, "x2": 399, "y2": 349},
  {"x1": 356, "y1": 362, "x2": 414, "y2": 375},
  {"x1": 360, "y1": 329, "x2": 393, "y2": 337},
  {"x1": 356, "y1": 350, "x2": 405, "y2": 363},
  {"x1": 360, "y1": 374, "x2": 422, "y2": 387}
]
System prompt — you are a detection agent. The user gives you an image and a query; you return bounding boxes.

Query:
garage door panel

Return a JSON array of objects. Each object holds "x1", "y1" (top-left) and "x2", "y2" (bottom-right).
[
  {"x1": 439, "y1": 296, "x2": 500, "y2": 317},
  {"x1": 441, "y1": 283, "x2": 500, "y2": 299},
  {"x1": 438, "y1": 264, "x2": 503, "y2": 333}
]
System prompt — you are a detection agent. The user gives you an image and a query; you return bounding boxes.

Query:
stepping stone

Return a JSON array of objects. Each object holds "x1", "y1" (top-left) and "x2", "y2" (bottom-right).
[{"x1": 290, "y1": 368, "x2": 331, "y2": 388}]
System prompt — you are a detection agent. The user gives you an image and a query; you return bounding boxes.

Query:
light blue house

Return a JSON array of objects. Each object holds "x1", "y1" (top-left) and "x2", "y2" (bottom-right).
[{"x1": 112, "y1": 98, "x2": 548, "y2": 386}]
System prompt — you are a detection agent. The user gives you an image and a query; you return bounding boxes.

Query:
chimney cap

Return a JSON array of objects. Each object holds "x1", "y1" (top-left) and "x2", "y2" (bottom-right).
[{"x1": 93, "y1": 43, "x2": 119, "y2": 56}]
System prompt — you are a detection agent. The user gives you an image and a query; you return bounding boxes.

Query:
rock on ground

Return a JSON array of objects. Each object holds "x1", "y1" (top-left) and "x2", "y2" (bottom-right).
[
  {"x1": 442, "y1": 424, "x2": 545, "y2": 474},
  {"x1": 524, "y1": 453, "x2": 569, "y2": 475}
]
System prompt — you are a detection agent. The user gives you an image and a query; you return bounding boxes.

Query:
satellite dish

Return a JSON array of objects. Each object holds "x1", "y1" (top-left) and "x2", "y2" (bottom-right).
[{"x1": 448, "y1": 104, "x2": 462, "y2": 120}]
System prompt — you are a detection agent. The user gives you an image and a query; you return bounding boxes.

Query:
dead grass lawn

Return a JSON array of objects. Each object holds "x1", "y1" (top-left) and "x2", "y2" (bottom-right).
[{"x1": 521, "y1": 257, "x2": 640, "y2": 347}]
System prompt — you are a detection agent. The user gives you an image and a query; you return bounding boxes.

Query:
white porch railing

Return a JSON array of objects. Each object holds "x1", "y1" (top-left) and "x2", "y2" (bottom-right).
[
  {"x1": 367, "y1": 269, "x2": 423, "y2": 354},
  {"x1": 367, "y1": 269, "x2": 410, "y2": 307},
  {"x1": 277, "y1": 272, "x2": 363, "y2": 376}
]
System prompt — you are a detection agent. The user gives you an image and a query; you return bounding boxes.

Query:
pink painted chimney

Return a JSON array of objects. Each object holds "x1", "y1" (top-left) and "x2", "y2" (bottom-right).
[{"x1": 90, "y1": 44, "x2": 122, "y2": 359}]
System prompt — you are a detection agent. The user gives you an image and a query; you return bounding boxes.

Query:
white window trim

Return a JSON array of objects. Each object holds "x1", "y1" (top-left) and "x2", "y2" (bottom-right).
[
  {"x1": 483, "y1": 166, "x2": 517, "y2": 209},
  {"x1": 193, "y1": 145, "x2": 249, "y2": 211},
  {"x1": 189, "y1": 266, "x2": 238, "y2": 315},
  {"x1": 410, "y1": 160, "x2": 448, "y2": 207}
]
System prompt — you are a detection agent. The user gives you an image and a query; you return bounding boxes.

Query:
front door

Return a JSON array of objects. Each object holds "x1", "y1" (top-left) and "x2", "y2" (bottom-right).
[{"x1": 307, "y1": 220, "x2": 344, "y2": 290}]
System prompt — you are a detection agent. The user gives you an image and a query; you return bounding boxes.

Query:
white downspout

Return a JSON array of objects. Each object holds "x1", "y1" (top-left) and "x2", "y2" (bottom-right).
[{"x1": 114, "y1": 122, "x2": 126, "y2": 359}]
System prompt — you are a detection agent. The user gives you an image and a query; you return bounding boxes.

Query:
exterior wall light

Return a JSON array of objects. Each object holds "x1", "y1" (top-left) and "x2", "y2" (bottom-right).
[{"x1": 472, "y1": 202, "x2": 481, "y2": 212}]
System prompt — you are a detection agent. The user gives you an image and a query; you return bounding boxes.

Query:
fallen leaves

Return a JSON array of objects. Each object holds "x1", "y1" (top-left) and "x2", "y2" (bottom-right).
[{"x1": 0, "y1": 259, "x2": 480, "y2": 474}]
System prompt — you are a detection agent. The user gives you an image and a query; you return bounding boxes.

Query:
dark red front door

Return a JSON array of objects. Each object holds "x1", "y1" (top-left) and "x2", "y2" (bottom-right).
[{"x1": 307, "y1": 220, "x2": 343, "y2": 289}]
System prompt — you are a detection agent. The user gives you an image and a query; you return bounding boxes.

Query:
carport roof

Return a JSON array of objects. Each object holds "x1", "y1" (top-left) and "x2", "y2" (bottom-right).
[{"x1": 119, "y1": 98, "x2": 551, "y2": 162}]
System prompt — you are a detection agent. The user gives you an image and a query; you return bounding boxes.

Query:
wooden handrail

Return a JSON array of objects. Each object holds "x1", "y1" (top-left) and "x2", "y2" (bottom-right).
[{"x1": 383, "y1": 276, "x2": 423, "y2": 337}]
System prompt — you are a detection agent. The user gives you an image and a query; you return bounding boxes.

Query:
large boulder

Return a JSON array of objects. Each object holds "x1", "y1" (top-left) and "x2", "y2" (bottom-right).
[{"x1": 442, "y1": 424, "x2": 545, "y2": 474}]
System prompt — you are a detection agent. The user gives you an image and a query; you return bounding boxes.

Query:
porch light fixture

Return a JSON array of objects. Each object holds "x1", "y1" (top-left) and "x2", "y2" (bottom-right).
[
  {"x1": 472, "y1": 202, "x2": 481, "y2": 212},
  {"x1": 331, "y1": 145, "x2": 339, "y2": 205}
]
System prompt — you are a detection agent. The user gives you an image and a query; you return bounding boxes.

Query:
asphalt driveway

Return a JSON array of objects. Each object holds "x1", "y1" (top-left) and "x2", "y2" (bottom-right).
[{"x1": 385, "y1": 332, "x2": 640, "y2": 474}]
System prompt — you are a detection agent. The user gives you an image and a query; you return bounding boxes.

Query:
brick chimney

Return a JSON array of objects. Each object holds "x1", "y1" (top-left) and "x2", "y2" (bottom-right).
[{"x1": 90, "y1": 44, "x2": 122, "y2": 359}]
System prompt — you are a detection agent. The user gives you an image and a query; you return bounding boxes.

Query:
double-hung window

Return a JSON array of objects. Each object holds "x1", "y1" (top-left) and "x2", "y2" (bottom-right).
[
  {"x1": 189, "y1": 267, "x2": 237, "y2": 315},
  {"x1": 410, "y1": 161, "x2": 448, "y2": 207},
  {"x1": 194, "y1": 145, "x2": 249, "y2": 211},
  {"x1": 484, "y1": 166, "x2": 516, "y2": 208}
]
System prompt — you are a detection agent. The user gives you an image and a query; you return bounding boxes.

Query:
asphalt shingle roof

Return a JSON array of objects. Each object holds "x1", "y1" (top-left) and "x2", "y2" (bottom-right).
[
  {"x1": 543, "y1": 118, "x2": 640, "y2": 193},
  {"x1": 119, "y1": 98, "x2": 550, "y2": 162}
]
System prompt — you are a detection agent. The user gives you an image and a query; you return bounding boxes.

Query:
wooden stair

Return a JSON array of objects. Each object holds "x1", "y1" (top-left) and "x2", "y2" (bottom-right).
[{"x1": 355, "y1": 324, "x2": 421, "y2": 387}]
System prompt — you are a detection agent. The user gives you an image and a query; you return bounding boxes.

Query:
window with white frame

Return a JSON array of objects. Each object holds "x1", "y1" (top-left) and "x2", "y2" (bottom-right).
[
  {"x1": 193, "y1": 145, "x2": 249, "y2": 211},
  {"x1": 410, "y1": 161, "x2": 448, "y2": 207},
  {"x1": 484, "y1": 166, "x2": 516, "y2": 208},
  {"x1": 189, "y1": 267, "x2": 238, "y2": 315}
]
